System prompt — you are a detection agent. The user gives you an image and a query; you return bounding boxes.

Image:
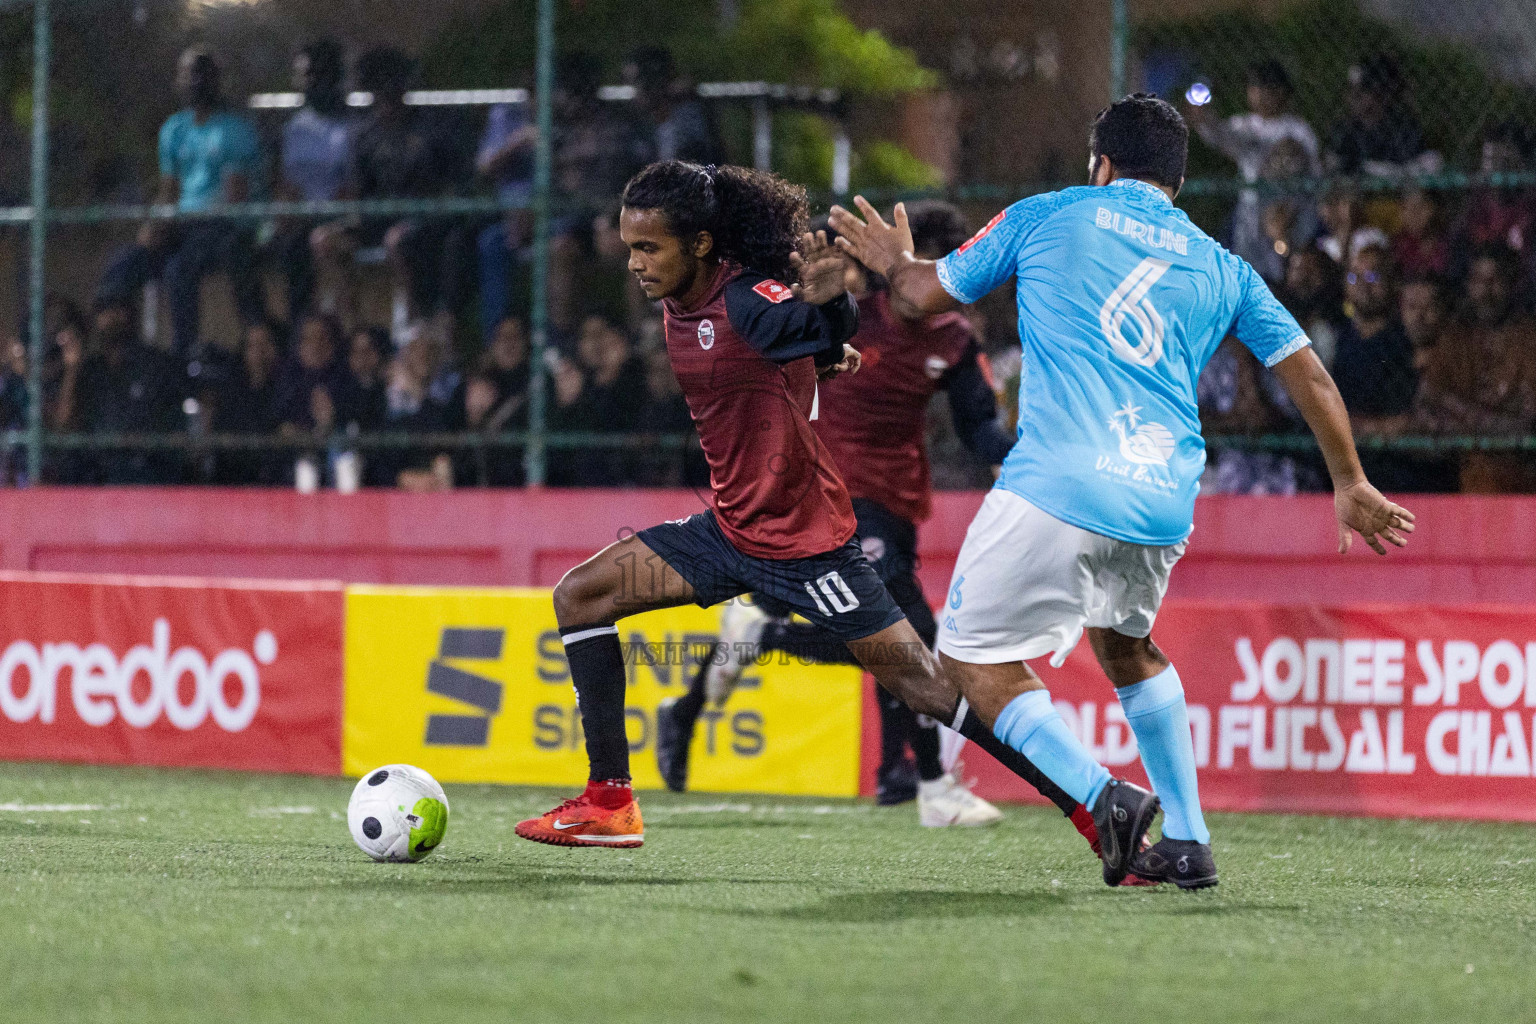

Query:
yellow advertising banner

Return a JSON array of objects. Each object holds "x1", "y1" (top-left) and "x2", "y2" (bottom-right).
[{"x1": 343, "y1": 586, "x2": 864, "y2": 796}]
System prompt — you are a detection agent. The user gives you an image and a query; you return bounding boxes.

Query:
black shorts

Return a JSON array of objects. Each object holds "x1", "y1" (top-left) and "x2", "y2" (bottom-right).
[
  {"x1": 751, "y1": 498, "x2": 937, "y2": 646},
  {"x1": 636, "y1": 510, "x2": 905, "y2": 643}
]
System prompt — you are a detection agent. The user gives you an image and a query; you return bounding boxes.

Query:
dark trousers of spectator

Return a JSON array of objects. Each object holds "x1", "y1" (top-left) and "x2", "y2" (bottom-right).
[
  {"x1": 98, "y1": 223, "x2": 265, "y2": 354},
  {"x1": 263, "y1": 223, "x2": 316, "y2": 324},
  {"x1": 382, "y1": 219, "x2": 470, "y2": 324},
  {"x1": 476, "y1": 220, "x2": 530, "y2": 341},
  {"x1": 454, "y1": 444, "x2": 526, "y2": 487}
]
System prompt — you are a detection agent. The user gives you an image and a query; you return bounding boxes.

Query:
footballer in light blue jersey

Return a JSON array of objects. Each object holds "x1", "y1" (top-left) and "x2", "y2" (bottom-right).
[
  {"x1": 832, "y1": 93, "x2": 1414, "y2": 889},
  {"x1": 934, "y1": 177, "x2": 1308, "y2": 546}
]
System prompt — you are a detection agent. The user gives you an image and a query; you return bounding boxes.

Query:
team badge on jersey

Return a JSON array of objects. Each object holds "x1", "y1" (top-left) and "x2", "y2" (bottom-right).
[
  {"x1": 752, "y1": 279, "x2": 794, "y2": 304},
  {"x1": 957, "y1": 210, "x2": 1006, "y2": 254},
  {"x1": 924, "y1": 355, "x2": 950, "y2": 380},
  {"x1": 697, "y1": 319, "x2": 716, "y2": 349}
]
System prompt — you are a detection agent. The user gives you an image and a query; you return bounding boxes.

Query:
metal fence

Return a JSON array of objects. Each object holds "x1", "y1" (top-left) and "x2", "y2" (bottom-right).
[
  {"x1": 1, "y1": 0, "x2": 865, "y2": 488},
  {"x1": 8, "y1": 0, "x2": 1536, "y2": 491},
  {"x1": 5, "y1": 0, "x2": 570, "y2": 485}
]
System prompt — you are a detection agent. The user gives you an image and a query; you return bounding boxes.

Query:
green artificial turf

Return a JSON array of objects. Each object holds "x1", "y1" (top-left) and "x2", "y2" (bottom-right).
[{"x1": 1, "y1": 761, "x2": 1533, "y2": 1023}]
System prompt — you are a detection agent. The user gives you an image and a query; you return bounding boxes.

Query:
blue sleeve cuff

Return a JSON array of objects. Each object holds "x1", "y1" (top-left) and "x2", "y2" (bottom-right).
[
  {"x1": 1262, "y1": 334, "x2": 1311, "y2": 368},
  {"x1": 935, "y1": 257, "x2": 974, "y2": 305}
]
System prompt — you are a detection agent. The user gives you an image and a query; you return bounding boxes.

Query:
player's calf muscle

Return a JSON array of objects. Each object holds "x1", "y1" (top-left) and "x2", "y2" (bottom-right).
[
  {"x1": 1086, "y1": 629, "x2": 1168, "y2": 687},
  {"x1": 848, "y1": 623, "x2": 955, "y2": 720},
  {"x1": 939, "y1": 653, "x2": 1044, "y2": 726}
]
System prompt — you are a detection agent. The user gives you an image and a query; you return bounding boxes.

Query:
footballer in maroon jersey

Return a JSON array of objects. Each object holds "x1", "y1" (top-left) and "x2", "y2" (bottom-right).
[
  {"x1": 515, "y1": 163, "x2": 1141, "y2": 857},
  {"x1": 516, "y1": 162, "x2": 946, "y2": 848}
]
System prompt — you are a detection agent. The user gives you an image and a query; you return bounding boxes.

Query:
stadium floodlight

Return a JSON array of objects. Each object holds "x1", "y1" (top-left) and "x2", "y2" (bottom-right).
[
  {"x1": 248, "y1": 83, "x2": 838, "y2": 109},
  {"x1": 248, "y1": 88, "x2": 531, "y2": 109}
]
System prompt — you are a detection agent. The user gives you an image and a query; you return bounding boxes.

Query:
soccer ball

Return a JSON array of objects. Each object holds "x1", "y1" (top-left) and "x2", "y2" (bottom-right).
[{"x1": 347, "y1": 764, "x2": 450, "y2": 863}]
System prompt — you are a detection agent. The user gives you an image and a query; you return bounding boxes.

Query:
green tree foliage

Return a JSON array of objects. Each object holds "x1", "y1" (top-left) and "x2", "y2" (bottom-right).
[
  {"x1": 713, "y1": 0, "x2": 933, "y2": 95},
  {"x1": 422, "y1": 0, "x2": 937, "y2": 189},
  {"x1": 423, "y1": 0, "x2": 930, "y2": 94}
]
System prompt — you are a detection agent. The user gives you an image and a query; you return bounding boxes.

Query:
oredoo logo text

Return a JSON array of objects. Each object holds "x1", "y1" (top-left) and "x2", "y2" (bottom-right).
[{"x1": 0, "y1": 619, "x2": 276, "y2": 732}]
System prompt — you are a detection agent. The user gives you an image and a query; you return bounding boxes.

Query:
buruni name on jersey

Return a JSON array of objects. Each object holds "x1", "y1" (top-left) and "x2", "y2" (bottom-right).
[{"x1": 1094, "y1": 207, "x2": 1189, "y2": 255}]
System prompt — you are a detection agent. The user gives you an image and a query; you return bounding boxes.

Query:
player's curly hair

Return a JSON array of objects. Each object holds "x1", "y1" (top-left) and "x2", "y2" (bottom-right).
[{"x1": 621, "y1": 161, "x2": 808, "y2": 283}]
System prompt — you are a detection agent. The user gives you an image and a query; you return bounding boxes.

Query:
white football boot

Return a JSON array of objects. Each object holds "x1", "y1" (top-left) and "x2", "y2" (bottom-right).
[
  {"x1": 703, "y1": 599, "x2": 770, "y2": 705},
  {"x1": 917, "y1": 767, "x2": 1004, "y2": 827}
]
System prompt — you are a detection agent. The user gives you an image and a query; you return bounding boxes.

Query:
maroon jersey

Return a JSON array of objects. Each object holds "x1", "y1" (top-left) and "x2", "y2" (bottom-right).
[
  {"x1": 816, "y1": 291, "x2": 1010, "y2": 523},
  {"x1": 662, "y1": 262, "x2": 860, "y2": 559}
]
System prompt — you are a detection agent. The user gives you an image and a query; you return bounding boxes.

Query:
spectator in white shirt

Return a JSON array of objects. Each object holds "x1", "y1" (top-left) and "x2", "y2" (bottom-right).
[
  {"x1": 1186, "y1": 61, "x2": 1319, "y2": 274},
  {"x1": 268, "y1": 38, "x2": 356, "y2": 322}
]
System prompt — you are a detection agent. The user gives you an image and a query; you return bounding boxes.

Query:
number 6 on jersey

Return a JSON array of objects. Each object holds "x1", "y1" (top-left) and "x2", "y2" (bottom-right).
[{"x1": 1100, "y1": 256, "x2": 1172, "y2": 367}]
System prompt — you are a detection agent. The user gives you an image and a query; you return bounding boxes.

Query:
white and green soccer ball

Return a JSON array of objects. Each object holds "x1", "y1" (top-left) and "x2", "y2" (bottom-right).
[{"x1": 347, "y1": 764, "x2": 450, "y2": 863}]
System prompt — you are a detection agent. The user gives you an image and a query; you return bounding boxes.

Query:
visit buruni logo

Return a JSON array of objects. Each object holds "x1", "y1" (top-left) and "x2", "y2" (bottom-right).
[
  {"x1": 0, "y1": 619, "x2": 273, "y2": 732},
  {"x1": 1094, "y1": 400, "x2": 1179, "y2": 493}
]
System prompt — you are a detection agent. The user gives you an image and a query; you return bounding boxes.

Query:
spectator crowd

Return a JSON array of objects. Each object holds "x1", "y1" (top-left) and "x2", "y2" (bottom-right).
[
  {"x1": 1189, "y1": 57, "x2": 1536, "y2": 495},
  {"x1": 0, "y1": 39, "x2": 715, "y2": 489},
  {"x1": 3, "y1": 46, "x2": 1536, "y2": 495}
]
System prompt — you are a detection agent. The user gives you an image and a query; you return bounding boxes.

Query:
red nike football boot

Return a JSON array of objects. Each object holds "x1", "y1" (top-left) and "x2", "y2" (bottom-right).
[{"x1": 516, "y1": 779, "x2": 644, "y2": 849}]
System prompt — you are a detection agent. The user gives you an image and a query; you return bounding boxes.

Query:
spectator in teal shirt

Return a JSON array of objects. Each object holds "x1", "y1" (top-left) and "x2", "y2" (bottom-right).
[
  {"x1": 95, "y1": 48, "x2": 267, "y2": 355},
  {"x1": 159, "y1": 103, "x2": 261, "y2": 212}
]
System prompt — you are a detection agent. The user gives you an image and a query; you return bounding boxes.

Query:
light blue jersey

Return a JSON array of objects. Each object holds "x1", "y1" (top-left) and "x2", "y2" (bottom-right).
[
  {"x1": 159, "y1": 109, "x2": 263, "y2": 212},
  {"x1": 936, "y1": 178, "x2": 1309, "y2": 546}
]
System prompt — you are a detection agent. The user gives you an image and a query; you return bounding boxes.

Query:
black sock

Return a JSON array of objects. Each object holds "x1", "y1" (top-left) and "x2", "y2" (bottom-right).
[
  {"x1": 668, "y1": 647, "x2": 711, "y2": 728},
  {"x1": 909, "y1": 710, "x2": 944, "y2": 782},
  {"x1": 949, "y1": 697, "x2": 1078, "y2": 815},
  {"x1": 562, "y1": 623, "x2": 630, "y2": 781},
  {"x1": 759, "y1": 620, "x2": 861, "y2": 666},
  {"x1": 876, "y1": 689, "x2": 912, "y2": 774}
]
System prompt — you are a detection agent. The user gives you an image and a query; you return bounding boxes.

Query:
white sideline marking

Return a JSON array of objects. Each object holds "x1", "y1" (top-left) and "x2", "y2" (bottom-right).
[
  {"x1": 0, "y1": 803, "x2": 103, "y2": 812},
  {"x1": 249, "y1": 806, "x2": 319, "y2": 816}
]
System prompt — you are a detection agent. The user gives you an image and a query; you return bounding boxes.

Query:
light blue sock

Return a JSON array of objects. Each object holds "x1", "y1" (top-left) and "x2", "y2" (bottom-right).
[
  {"x1": 1116, "y1": 664, "x2": 1209, "y2": 844},
  {"x1": 993, "y1": 689, "x2": 1112, "y2": 809}
]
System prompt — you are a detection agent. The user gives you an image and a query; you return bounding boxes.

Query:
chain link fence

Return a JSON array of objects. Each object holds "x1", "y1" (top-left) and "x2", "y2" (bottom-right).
[
  {"x1": 1136, "y1": 0, "x2": 1536, "y2": 177},
  {"x1": 7, "y1": 0, "x2": 1536, "y2": 494}
]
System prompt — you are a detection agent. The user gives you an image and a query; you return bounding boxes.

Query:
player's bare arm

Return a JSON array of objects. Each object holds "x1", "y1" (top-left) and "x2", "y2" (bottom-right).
[
  {"x1": 1270, "y1": 346, "x2": 1416, "y2": 556},
  {"x1": 829, "y1": 197, "x2": 960, "y2": 315}
]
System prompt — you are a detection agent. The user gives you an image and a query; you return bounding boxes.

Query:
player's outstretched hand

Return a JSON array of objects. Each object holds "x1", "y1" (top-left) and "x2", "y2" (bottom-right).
[
  {"x1": 817, "y1": 344, "x2": 861, "y2": 381},
  {"x1": 789, "y1": 229, "x2": 849, "y2": 306},
  {"x1": 828, "y1": 197, "x2": 914, "y2": 279},
  {"x1": 1335, "y1": 480, "x2": 1415, "y2": 555}
]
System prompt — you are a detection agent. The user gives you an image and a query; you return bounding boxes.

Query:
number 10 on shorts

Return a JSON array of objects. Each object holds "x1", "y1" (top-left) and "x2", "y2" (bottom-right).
[{"x1": 804, "y1": 571, "x2": 860, "y2": 615}]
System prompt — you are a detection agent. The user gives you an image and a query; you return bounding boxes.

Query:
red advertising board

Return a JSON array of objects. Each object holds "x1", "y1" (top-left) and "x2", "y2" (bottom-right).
[
  {"x1": 0, "y1": 572, "x2": 344, "y2": 774},
  {"x1": 873, "y1": 600, "x2": 1536, "y2": 822}
]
